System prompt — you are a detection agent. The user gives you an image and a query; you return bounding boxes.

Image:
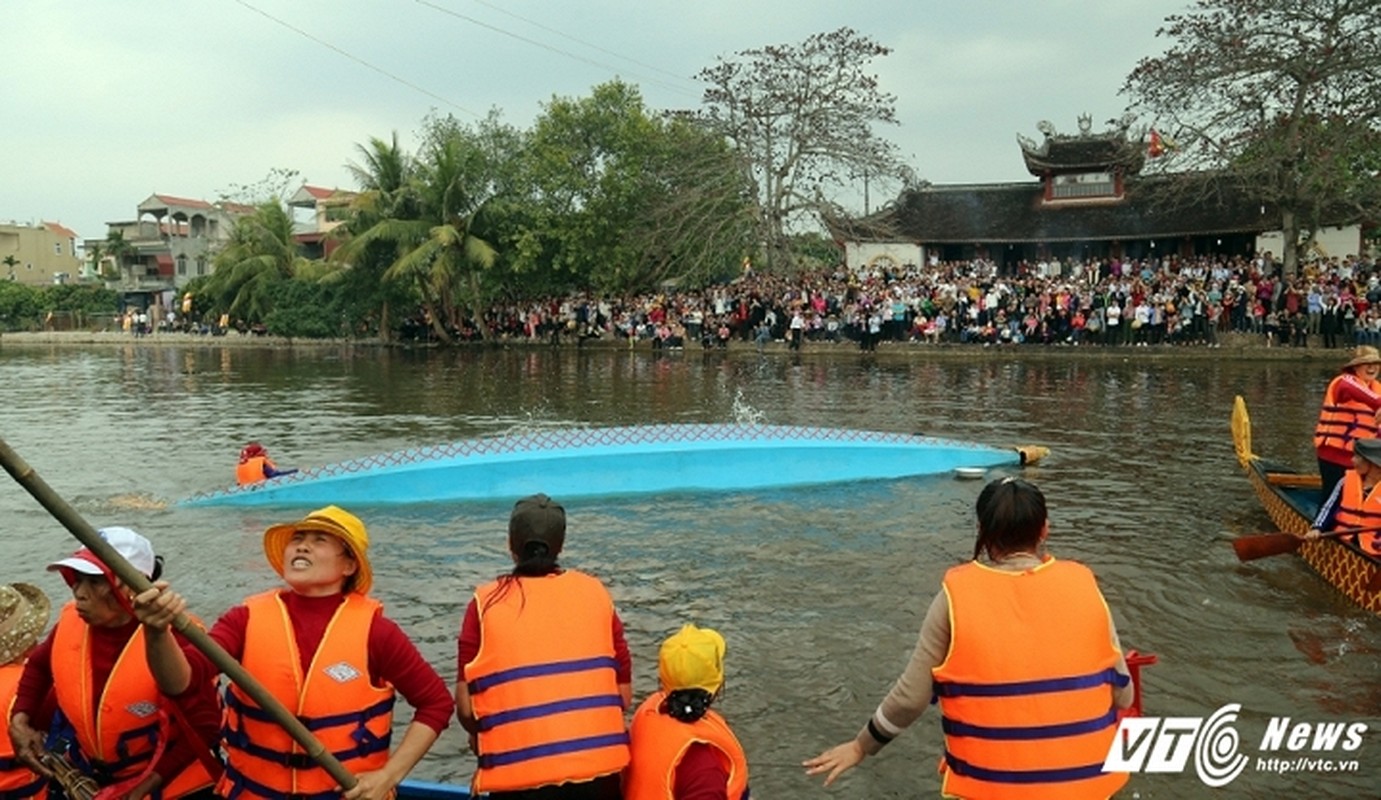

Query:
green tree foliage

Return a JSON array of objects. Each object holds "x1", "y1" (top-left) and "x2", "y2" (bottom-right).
[
  {"x1": 0, "y1": 284, "x2": 113, "y2": 330},
  {"x1": 263, "y1": 281, "x2": 344, "y2": 339},
  {"x1": 103, "y1": 230, "x2": 131, "y2": 281},
  {"x1": 336, "y1": 128, "x2": 498, "y2": 343},
  {"x1": 43, "y1": 284, "x2": 119, "y2": 314},
  {"x1": 203, "y1": 201, "x2": 317, "y2": 322},
  {"x1": 0, "y1": 282, "x2": 44, "y2": 331},
  {"x1": 697, "y1": 28, "x2": 903, "y2": 271},
  {"x1": 1123, "y1": 0, "x2": 1381, "y2": 274},
  {"x1": 514, "y1": 81, "x2": 755, "y2": 293}
]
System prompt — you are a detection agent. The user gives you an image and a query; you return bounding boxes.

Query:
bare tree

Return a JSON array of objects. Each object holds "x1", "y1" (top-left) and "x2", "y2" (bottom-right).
[
  {"x1": 1123, "y1": 0, "x2": 1381, "y2": 274},
  {"x1": 697, "y1": 27, "x2": 903, "y2": 272}
]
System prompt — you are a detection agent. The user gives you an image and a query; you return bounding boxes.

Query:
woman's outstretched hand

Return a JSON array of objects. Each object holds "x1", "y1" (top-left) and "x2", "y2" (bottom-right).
[{"x1": 803, "y1": 739, "x2": 865, "y2": 787}]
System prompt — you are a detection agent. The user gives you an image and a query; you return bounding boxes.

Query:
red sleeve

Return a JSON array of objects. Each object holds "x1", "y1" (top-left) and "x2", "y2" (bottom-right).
[
  {"x1": 672, "y1": 742, "x2": 730, "y2": 800},
  {"x1": 13, "y1": 630, "x2": 56, "y2": 722},
  {"x1": 612, "y1": 611, "x2": 631, "y2": 684},
  {"x1": 1333, "y1": 375, "x2": 1381, "y2": 409},
  {"x1": 177, "y1": 605, "x2": 249, "y2": 689},
  {"x1": 368, "y1": 612, "x2": 454, "y2": 734},
  {"x1": 152, "y1": 633, "x2": 224, "y2": 785},
  {"x1": 456, "y1": 599, "x2": 480, "y2": 679}
]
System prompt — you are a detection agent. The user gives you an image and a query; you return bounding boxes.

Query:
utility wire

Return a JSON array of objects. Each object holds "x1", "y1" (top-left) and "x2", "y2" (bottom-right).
[
  {"x1": 467, "y1": 0, "x2": 696, "y2": 86},
  {"x1": 415, "y1": 0, "x2": 700, "y2": 101},
  {"x1": 230, "y1": 0, "x2": 481, "y2": 118}
]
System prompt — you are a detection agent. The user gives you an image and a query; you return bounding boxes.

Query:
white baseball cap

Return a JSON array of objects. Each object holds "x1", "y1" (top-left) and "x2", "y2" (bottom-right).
[{"x1": 47, "y1": 527, "x2": 157, "y2": 580}]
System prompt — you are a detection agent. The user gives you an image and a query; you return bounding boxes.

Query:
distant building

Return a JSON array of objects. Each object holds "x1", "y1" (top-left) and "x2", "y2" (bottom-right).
[
  {"x1": 833, "y1": 115, "x2": 1362, "y2": 274},
  {"x1": 0, "y1": 221, "x2": 82, "y2": 286},
  {"x1": 98, "y1": 194, "x2": 255, "y2": 294},
  {"x1": 288, "y1": 185, "x2": 356, "y2": 260}
]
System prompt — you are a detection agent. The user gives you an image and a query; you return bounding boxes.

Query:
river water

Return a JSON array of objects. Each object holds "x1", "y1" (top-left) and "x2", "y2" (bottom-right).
[{"x1": 0, "y1": 343, "x2": 1376, "y2": 798}]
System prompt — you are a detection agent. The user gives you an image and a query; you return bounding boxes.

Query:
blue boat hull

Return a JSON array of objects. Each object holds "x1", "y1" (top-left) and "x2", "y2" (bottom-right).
[
  {"x1": 181, "y1": 424, "x2": 1022, "y2": 508},
  {"x1": 398, "y1": 779, "x2": 469, "y2": 800}
]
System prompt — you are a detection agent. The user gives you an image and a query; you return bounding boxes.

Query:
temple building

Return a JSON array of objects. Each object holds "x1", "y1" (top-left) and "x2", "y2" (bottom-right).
[{"x1": 833, "y1": 115, "x2": 1362, "y2": 275}]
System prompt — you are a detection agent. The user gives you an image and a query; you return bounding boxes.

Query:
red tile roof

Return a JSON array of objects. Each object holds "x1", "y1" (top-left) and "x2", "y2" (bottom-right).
[
  {"x1": 43, "y1": 221, "x2": 78, "y2": 239},
  {"x1": 152, "y1": 194, "x2": 213, "y2": 209}
]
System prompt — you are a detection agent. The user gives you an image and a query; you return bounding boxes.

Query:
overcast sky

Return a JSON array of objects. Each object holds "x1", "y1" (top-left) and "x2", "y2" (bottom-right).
[{"x1": 3, "y1": 0, "x2": 1189, "y2": 242}]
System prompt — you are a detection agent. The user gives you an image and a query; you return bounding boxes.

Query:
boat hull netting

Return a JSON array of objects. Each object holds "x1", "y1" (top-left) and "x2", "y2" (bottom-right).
[{"x1": 180, "y1": 424, "x2": 1024, "y2": 508}]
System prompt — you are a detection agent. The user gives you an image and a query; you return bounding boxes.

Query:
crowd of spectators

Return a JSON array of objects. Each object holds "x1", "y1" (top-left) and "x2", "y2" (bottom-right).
[{"x1": 457, "y1": 250, "x2": 1381, "y2": 351}]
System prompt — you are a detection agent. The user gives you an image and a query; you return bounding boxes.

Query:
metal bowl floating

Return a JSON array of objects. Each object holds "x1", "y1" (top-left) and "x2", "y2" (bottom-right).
[
  {"x1": 180, "y1": 424, "x2": 1046, "y2": 508},
  {"x1": 954, "y1": 467, "x2": 988, "y2": 479}
]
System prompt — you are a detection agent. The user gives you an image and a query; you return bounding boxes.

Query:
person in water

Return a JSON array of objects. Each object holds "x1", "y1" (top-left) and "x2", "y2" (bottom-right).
[
  {"x1": 236, "y1": 441, "x2": 297, "y2": 486},
  {"x1": 804, "y1": 477, "x2": 1134, "y2": 799}
]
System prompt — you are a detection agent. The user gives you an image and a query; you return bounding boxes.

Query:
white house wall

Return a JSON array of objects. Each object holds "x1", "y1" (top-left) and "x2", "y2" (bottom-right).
[
  {"x1": 1255, "y1": 225, "x2": 1361, "y2": 261},
  {"x1": 844, "y1": 241, "x2": 923, "y2": 275}
]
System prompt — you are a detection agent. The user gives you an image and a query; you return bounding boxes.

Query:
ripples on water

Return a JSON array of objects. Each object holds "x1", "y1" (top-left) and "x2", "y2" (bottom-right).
[{"x1": 0, "y1": 344, "x2": 1376, "y2": 797}]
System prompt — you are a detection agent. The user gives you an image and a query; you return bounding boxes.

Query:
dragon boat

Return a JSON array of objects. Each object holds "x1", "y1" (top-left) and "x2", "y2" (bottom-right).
[
  {"x1": 180, "y1": 424, "x2": 1048, "y2": 508},
  {"x1": 1231, "y1": 395, "x2": 1381, "y2": 615}
]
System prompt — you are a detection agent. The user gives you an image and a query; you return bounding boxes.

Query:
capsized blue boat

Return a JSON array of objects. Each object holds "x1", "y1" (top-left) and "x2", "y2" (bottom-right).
[{"x1": 179, "y1": 424, "x2": 1045, "y2": 508}]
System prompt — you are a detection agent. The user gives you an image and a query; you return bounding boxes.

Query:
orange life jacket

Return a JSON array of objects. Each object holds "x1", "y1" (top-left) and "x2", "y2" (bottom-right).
[
  {"x1": 931, "y1": 559, "x2": 1129, "y2": 800},
  {"x1": 236, "y1": 457, "x2": 273, "y2": 486},
  {"x1": 625, "y1": 692, "x2": 748, "y2": 800},
  {"x1": 218, "y1": 591, "x2": 393, "y2": 800},
  {"x1": 1332, "y1": 471, "x2": 1381, "y2": 555},
  {"x1": 0, "y1": 663, "x2": 47, "y2": 800},
  {"x1": 465, "y1": 571, "x2": 629, "y2": 794},
  {"x1": 1314, "y1": 374, "x2": 1381, "y2": 464},
  {"x1": 50, "y1": 604, "x2": 214, "y2": 800}
]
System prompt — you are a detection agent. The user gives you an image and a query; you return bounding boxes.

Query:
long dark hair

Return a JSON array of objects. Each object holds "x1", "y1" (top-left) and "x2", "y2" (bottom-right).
[
  {"x1": 481, "y1": 540, "x2": 562, "y2": 613},
  {"x1": 972, "y1": 477, "x2": 1047, "y2": 560}
]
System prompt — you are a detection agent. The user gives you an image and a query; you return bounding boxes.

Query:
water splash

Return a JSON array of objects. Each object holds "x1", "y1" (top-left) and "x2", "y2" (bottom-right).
[{"x1": 730, "y1": 391, "x2": 766, "y2": 425}]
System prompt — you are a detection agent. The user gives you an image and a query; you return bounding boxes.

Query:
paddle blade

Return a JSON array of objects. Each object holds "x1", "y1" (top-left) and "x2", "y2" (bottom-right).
[{"x1": 1232, "y1": 532, "x2": 1305, "y2": 562}]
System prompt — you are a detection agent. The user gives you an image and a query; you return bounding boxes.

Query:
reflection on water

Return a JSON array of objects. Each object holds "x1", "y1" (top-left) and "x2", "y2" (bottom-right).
[{"x1": 0, "y1": 344, "x2": 1376, "y2": 797}]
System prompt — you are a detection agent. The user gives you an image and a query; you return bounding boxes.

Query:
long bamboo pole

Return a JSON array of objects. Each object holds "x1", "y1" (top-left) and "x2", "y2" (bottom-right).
[{"x1": 0, "y1": 437, "x2": 357, "y2": 791}]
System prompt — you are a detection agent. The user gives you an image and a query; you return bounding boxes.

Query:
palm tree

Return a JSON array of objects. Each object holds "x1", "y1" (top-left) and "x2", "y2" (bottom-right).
[
  {"x1": 85, "y1": 241, "x2": 104, "y2": 280},
  {"x1": 387, "y1": 136, "x2": 497, "y2": 341},
  {"x1": 104, "y1": 230, "x2": 132, "y2": 283},
  {"x1": 336, "y1": 133, "x2": 497, "y2": 343},
  {"x1": 334, "y1": 134, "x2": 419, "y2": 342},
  {"x1": 2, "y1": 254, "x2": 17, "y2": 281},
  {"x1": 204, "y1": 202, "x2": 312, "y2": 322}
]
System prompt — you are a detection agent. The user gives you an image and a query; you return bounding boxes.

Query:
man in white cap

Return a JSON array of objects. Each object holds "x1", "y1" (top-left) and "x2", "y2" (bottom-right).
[
  {"x1": 0, "y1": 582, "x2": 51, "y2": 800},
  {"x1": 8, "y1": 527, "x2": 221, "y2": 800}
]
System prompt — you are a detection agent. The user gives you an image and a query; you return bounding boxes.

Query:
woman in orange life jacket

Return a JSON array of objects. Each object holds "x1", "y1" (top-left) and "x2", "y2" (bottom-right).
[
  {"x1": 0, "y1": 583, "x2": 52, "y2": 800},
  {"x1": 235, "y1": 443, "x2": 298, "y2": 487},
  {"x1": 9, "y1": 528, "x2": 221, "y2": 800},
  {"x1": 625, "y1": 624, "x2": 748, "y2": 800},
  {"x1": 1314, "y1": 345, "x2": 1381, "y2": 501},
  {"x1": 805, "y1": 477, "x2": 1135, "y2": 800},
  {"x1": 131, "y1": 506, "x2": 453, "y2": 800},
  {"x1": 455, "y1": 493, "x2": 632, "y2": 800},
  {"x1": 1305, "y1": 437, "x2": 1381, "y2": 555}
]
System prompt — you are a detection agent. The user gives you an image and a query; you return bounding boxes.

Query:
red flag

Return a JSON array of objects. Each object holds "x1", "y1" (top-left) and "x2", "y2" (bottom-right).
[{"x1": 1148, "y1": 129, "x2": 1164, "y2": 158}]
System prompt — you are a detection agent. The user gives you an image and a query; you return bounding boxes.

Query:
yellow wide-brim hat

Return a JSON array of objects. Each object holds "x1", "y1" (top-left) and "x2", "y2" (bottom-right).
[{"x1": 263, "y1": 505, "x2": 372, "y2": 595}]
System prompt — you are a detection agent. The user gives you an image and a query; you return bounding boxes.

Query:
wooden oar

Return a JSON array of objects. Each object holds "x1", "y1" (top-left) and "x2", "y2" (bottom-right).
[
  {"x1": 1231, "y1": 526, "x2": 1381, "y2": 562},
  {"x1": 0, "y1": 437, "x2": 357, "y2": 792}
]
